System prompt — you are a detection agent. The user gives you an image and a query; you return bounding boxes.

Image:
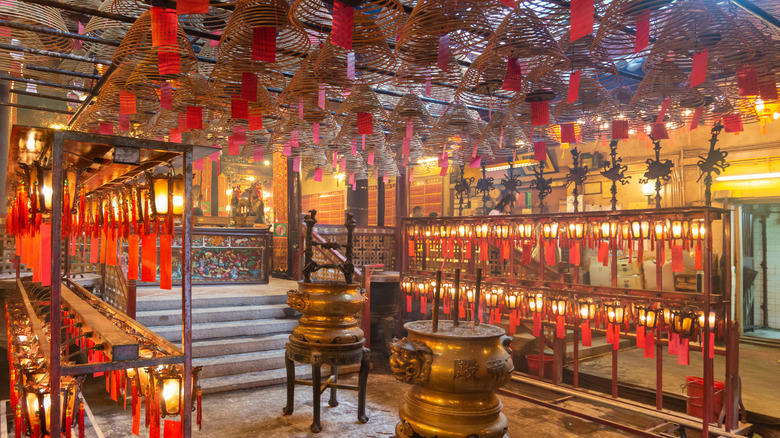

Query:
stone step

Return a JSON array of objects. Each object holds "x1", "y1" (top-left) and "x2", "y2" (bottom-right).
[
  {"x1": 200, "y1": 365, "x2": 310, "y2": 394},
  {"x1": 147, "y1": 318, "x2": 299, "y2": 343},
  {"x1": 135, "y1": 294, "x2": 288, "y2": 311},
  {"x1": 136, "y1": 304, "x2": 294, "y2": 326},
  {"x1": 192, "y1": 334, "x2": 290, "y2": 359},
  {"x1": 195, "y1": 349, "x2": 287, "y2": 379}
]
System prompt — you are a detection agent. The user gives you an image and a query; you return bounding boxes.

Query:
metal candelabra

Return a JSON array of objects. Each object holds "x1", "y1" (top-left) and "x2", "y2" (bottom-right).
[
  {"x1": 530, "y1": 160, "x2": 553, "y2": 213},
  {"x1": 600, "y1": 140, "x2": 631, "y2": 212},
  {"x1": 565, "y1": 147, "x2": 588, "y2": 212},
  {"x1": 454, "y1": 165, "x2": 474, "y2": 216},
  {"x1": 697, "y1": 122, "x2": 728, "y2": 207},
  {"x1": 476, "y1": 161, "x2": 494, "y2": 215},
  {"x1": 638, "y1": 136, "x2": 674, "y2": 208}
]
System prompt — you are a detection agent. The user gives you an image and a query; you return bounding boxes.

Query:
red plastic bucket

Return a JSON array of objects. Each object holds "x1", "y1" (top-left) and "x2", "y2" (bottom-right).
[
  {"x1": 684, "y1": 376, "x2": 724, "y2": 420},
  {"x1": 525, "y1": 354, "x2": 553, "y2": 379}
]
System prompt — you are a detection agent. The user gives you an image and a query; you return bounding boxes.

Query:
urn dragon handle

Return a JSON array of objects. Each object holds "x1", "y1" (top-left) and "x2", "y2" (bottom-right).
[
  {"x1": 389, "y1": 338, "x2": 433, "y2": 385},
  {"x1": 500, "y1": 335, "x2": 514, "y2": 356}
]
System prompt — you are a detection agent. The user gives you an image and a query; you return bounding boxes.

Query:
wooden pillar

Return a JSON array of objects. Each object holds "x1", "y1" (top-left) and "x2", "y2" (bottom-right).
[
  {"x1": 377, "y1": 178, "x2": 385, "y2": 227},
  {"x1": 347, "y1": 178, "x2": 369, "y2": 226},
  {"x1": 287, "y1": 157, "x2": 301, "y2": 280}
]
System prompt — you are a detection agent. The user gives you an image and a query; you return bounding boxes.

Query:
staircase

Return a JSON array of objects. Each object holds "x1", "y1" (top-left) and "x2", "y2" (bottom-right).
[{"x1": 136, "y1": 291, "x2": 309, "y2": 394}]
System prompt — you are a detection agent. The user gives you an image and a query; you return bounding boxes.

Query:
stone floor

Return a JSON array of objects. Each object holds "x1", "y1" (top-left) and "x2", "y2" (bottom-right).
[
  {"x1": 743, "y1": 328, "x2": 780, "y2": 341},
  {"x1": 82, "y1": 358, "x2": 632, "y2": 438},
  {"x1": 135, "y1": 277, "x2": 298, "y2": 300}
]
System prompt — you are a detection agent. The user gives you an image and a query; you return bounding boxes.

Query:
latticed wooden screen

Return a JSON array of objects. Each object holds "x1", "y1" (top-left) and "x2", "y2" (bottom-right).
[{"x1": 308, "y1": 225, "x2": 396, "y2": 282}]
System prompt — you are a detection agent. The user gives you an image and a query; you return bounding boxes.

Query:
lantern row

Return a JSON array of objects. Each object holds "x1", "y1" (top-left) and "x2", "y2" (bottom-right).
[{"x1": 402, "y1": 273, "x2": 723, "y2": 363}]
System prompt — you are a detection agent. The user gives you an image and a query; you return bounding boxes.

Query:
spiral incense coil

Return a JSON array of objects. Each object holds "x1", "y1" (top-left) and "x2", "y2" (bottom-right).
[
  {"x1": 479, "y1": 109, "x2": 531, "y2": 161},
  {"x1": 277, "y1": 48, "x2": 334, "y2": 124},
  {"x1": 455, "y1": 50, "x2": 525, "y2": 109},
  {"x1": 178, "y1": 6, "x2": 233, "y2": 33},
  {"x1": 630, "y1": 60, "x2": 687, "y2": 116},
  {"x1": 591, "y1": 0, "x2": 678, "y2": 60},
  {"x1": 270, "y1": 113, "x2": 341, "y2": 152},
  {"x1": 335, "y1": 85, "x2": 388, "y2": 157},
  {"x1": 0, "y1": 1, "x2": 72, "y2": 53},
  {"x1": 205, "y1": 75, "x2": 283, "y2": 129},
  {"x1": 290, "y1": 0, "x2": 405, "y2": 44},
  {"x1": 516, "y1": 0, "x2": 612, "y2": 33},
  {"x1": 391, "y1": 56, "x2": 464, "y2": 101},
  {"x1": 82, "y1": 0, "x2": 148, "y2": 60},
  {"x1": 491, "y1": 8, "x2": 569, "y2": 75},
  {"x1": 312, "y1": 35, "x2": 397, "y2": 92},
  {"x1": 395, "y1": 0, "x2": 495, "y2": 64},
  {"x1": 0, "y1": 32, "x2": 64, "y2": 85},
  {"x1": 424, "y1": 102, "x2": 486, "y2": 159},
  {"x1": 555, "y1": 77, "x2": 620, "y2": 125},
  {"x1": 217, "y1": 0, "x2": 310, "y2": 72},
  {"x1": 714, "y1": 18, "x2": 779, "y2": 104},
  {"x1": 385, "y1": 93, "x2": 435, "y2": 153},
  {"x1": 558, "y1": 32, "x2": 621, "y2": 89}
]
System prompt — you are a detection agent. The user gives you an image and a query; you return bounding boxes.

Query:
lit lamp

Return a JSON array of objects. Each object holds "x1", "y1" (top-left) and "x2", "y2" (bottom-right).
[
  {"x1": 159, "y1": 369, "x2": 183, "y2": 417},
  {"x1": 690, "y1": 221, "x2": 705, "y2": 240},
  {"x1": 525, "y1": 293, "x2": 545, "y2": 336},
  {"x1": 669, "y1": 219, "x2": 683, "y2": 240},
  {"x1": 484, "y1": 288, "x2": 502, "y2": 309},
  {"x1": 605, "y1": 302, "x2": 625, "y2": 325},
  {"x1": 644, "y1": 307, "x2": 659, "y2": 330},
  {"x1": 698, "y1": 310, "x2": 717, "y2": 331},
  {"x1": 654, "y1": 221, "x2": 666, "y2": 241},
  {"x1": 552, "y1": 297, "x2": 568, "y2": 339},
  {"x1": 172, "y1": 177, "x2": 184, "y2": 215},
  {"x1": 673, "y1": 311, "x2": 696, "y2": 338},
  {"x1": 34, "y1": 161, "x2": 53, "y2": 213},
  {"x1": 503, "y1": 290, "x2": 521, "y2": 311},
  {"x1": 569, "y1": 222, "x2": 585, "y2": 240},
  {"x1": 541, "y1": 222, "x2": 559, "y2": 240}
]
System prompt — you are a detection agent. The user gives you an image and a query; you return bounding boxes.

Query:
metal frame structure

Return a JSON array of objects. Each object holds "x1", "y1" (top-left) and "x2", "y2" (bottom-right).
[
  {"x1": 399, "y1": 206, "x2": 745, "y2": 437},
  {"x1": 9, "y1": 127, "x2": 215, "y2": 438}
]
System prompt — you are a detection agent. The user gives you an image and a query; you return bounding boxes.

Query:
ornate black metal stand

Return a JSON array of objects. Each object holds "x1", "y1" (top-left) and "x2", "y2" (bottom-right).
[
  {"x1": 284, "y1": 210, "x2": 370, "y2": 433},
  {"x1": 697, "y1": 122, "x2": 728, "y2": 207},
  {"x1": 565, "y1": 147, "x2": 588, "y2": 213},
  {"x1": 454, "y1": 165, "x2": 474, "y2": 216},
  {"x1": 476, "y1": 161, "x2": 494, "y2": 215},
  {"x1": 530, "y1": 160, "x2": 553, "y2": 213},
  {"x1": 500, "y1": 158, "x2": 522, "y2": 202},
  {"x1": 600, "y1": 140, "x2": 631, "y2": 212},
  {"x1": 639, "y1": 136, "x2": 674, "y2": 208}
]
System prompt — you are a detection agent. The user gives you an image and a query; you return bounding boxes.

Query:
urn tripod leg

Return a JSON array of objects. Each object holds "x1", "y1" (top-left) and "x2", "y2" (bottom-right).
[
  {"x1": 311, "y1": 354, "x2": 323, "y2": 433},
  {"x1": 328, "y1": 366, "x2": 339, "y2": 407},
  {"x1": 357, "y1": 348, "x2": 371, "y2": 424},
  {"x1": 282, "y1": 349, "x2": 295, "y2": 416}
]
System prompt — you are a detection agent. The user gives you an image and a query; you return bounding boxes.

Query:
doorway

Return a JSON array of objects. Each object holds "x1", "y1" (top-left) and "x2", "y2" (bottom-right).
[{"x1": 742, "y1": 203, "x2": 780, "y2": 341}]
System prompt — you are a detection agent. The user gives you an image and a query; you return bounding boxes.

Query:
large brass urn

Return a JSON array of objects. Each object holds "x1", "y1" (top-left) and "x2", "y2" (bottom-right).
[
  {"x1": 390, "y1": 320, "x2": 514, "y2": 438},
  {"x1": 286, "y1": 281, "x2": 367, "y2": 362}
]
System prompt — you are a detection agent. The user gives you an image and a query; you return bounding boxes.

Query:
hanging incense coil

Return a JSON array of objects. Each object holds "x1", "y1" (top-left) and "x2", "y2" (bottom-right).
[
  {"x1": 558, "y1": 32, "x2": 621, "y2": 89},
  {"x1": 714, "y1": 18, "x2": 779, "y2": 104},
  {"x1": 591, "y1": 0, "x2": 678, "y2": 60},
  {"x1": 515, "y1": 0, "x2": 611, "y2": 34},
  {"x1": 479, "y1": 109, "x2": 531, "y2": 161},
  {"x1": 0, "y1": 32, "x2": 64, "y2": 85},
  {"x1": 491, "y1": 8, "x2": 569, "y2": 79},
  {"x1": 82, "y1": 0, "x2": 148, "y2": 61},
  {"x1": 335, "y1": 85, "x2": 388, "y2": 156},
  {"x1": 216, "y1": 0, "x2": 310, "y2": 72},
  {"x1": 424, "y1": 102, "x2": 486, "y2": 159},
  {"x1": 313, "y1": 35, "x2": 397, "y2": 91},
  {"x1": 385, "y1": 93, "x2": 435, "y2": 154},
  {"x1": 178, "y1": 5, "x2": 233, "y2": 33},
  {"x1": 290, "y1": 0, "x2": 405, "y2": 44},
  {"x1": 395, "y1": 0, "x2": 495, "y2": 64},
  {"x1": 391, "y1": 56, "x2": 464, "y2": 101},
  {"x1": 455, "y1": 50, "x2": 525, "y2": 109},
  {"x1": 555, "y1": 77, "x2": 620, "y2": 125},
  {"x1": 0, "y1": 1, "x2": 72, "y2": 53},
  {"x1": 276, "y1": 47, "x2": 334, "y2": 123},
  {"x1": 204, "y1": 75, "x2": 283, "y2": 129}
]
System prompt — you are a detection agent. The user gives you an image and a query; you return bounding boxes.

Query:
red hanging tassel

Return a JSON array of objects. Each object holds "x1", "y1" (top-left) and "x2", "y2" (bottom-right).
[
  {"x1": 644, "y1": 329, "x2": 655, "y2": 358},
  {"x1": 197, "y1": 388, "x2": 202, "y2": 431},
  {"x1": 533, "y1": 312, "x2": 541, "y2": 337},
  {"x1": 78, "y1": 400, "x2": 85, "y2": 438},
  {"x1": 556, "y1": 314, "x2": 566, "y2": 338},
  {"x1": 581, "y1": 321, "x2": 591, "y2": 346}
]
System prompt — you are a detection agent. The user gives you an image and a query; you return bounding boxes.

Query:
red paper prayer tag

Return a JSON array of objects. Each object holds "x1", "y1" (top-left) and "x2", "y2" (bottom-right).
[
  {"x1": 151, "y1": 7, "x2": 178, "y2": 47},
  {"x1": 531, "y1": 101, "x2": 549, "y2": 126},
  {"x1": 635, "y1": 10, "x2": 650, "y2": 53},
  {"x1": 100, "y1": 122, "x2": 113, "y2": 136},
  {"x1": 357, "y1": 113, "x2": 373, "y2": 135},
  {"x1": 252, "y1": 27, "x2": 277, "y2": 62},
  {"x1": 141, "y1": 233, "x2": 157, "y2": 282},
  {"x1": 502, "y1": 58, "x2": 523, "y2": 92},
  {"x1": 759, "y1": 76, "x2": 778, "y2": 101},
  {"x1": 249, "y1": 114, "x2": 263, "y2": 131},
  {"x1": 612, "y1": 119, "x2": 629, "y2": 139},
  {"x1": 163, "y1": 420, "x2": 182, "y2": 438},
  {"x1": 187, "y1": 105, "x2": 202, "y2": 130},
  {"x1": 737, "y1": 66, "x2": 759, "y2": 96},
  {"x1": 560, "y1": 124, "x2": 576, "y2": 143},
  {"x1": 119, "y1": 91, "x2": 136, "y2": 115},
  {"x1": 331, "y1": 1, "x2": 354, "y2": 50},
  {"x1": 533, "y1": 141, "x2": 547, "y2": 161},
  {"x1": 177, "y1": 0, "x2": 209, "y2": 15},
  {"x1": 723, "y1": 114, "x2": 743, "y2": 132},
  {"x1": 160, "y1": 234, "x2": 172, "y2": 290},
  {"x1": 650, "y1": 123, "x2": 668, "y2": 140},
  {"x1": 656, "y1": 97, "x2": 671, "y2": 124},
  {"x1": 690, "y1": 107, "x2": 703, "y2": 130},
  {"x1": 231, "y1": 97, "x2": 249, "y2": 119},
  {"x1": 241, "y1": 72, "x2": 258, "y2": 101},
  {"x1": 671, "y1": 245, "x2": 683, "y2": 272},
  {"x1": 157, "y1": 50, "x2": 180, "y2": 75},
  {"x1": 119, "y1": 114, "x2": 130, "y2": 132},
  {"x1": 160, "y1": 82, "x2": 172, "y2": 110},
  {"x1": 437, "y1": 33, "x2": 450, "y2": 71},
  {"x1": 567, "y1": 70, "x2": 581, "y2": 103},
  {"x1": 690, "y1": 50, "x2": 708, "y2": 88},
  {"x1": 570, "y1": 0, "x2": 593, "y2": 42},
  {"x1": 169, "y1": 129, "x2": 181, "y2": 143}
]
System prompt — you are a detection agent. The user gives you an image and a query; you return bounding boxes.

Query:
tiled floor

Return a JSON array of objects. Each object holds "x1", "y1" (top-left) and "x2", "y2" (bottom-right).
[{"x1": 742, "y1": 327, "x2": 780, "y2": 341}]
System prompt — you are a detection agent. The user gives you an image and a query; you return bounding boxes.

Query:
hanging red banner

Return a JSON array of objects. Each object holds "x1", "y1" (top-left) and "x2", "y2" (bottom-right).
[
  {"x1": 252, "y1": 27, "x2": 277, "y2": 62},
  {"x1": 177, "y1": 0, "x2": 209, "y2": 15},
  {"x1": 612, "y1": 119, "x2": 629, "y2": 139},
  {"x1": 533, "y1": 141, "x2": 547, "y2": 161},
  {"x1": 158, "y1": 51, "x2": 180, "y2": 75},
  {"x1": 556, "y1": 315, "x2": 566, "y2": 338},
  {"x1": 141, "y1": 233, "x2": 157, "y2": 282},
  {"x1": 107, "y1": 233, "x2": 117, "y2": 266},
  {"x1": 502, "y1": 58, "x2": 523, "y2": 92},
  {"x1": 187, "y1": 105, "x2": 203, "y2": 130},
  {"x1": 650, "y1": 123, "x2": 669, "y2": 140},
  {"x1": 531, "y1": 101, "x2": 549, "y2": 126},
  {"x1": 581, "y1": 321, "x2": 591, "y2": 346},
  {"x1": 560, "y1": 124, "x2": 576, "y2": 143},
  {"x1": 151, "y1": 7, "x2": 177, "y2": 47},
  {"x1": 242, "y1": 72, "x2": 258, "y2": 102},
  {"x1": 643, "y1": 330, "x2": 655, "y2": 358},
  {"x1": 357, "y1": 113, "x2": 373, "y2": 135},
  {"x1": 570, "y1": 0, "x2": 593, "y2": 42},
  {"x1": 160, "y1": 82, "x2": 173, "y2": 110},
  {"x1": 723, "y1": 114, "x2": 743, "y2": 132},
  {"x1": 163, "y1": 420, "x2": 182, "y2": 438},
  {"x1": 119, "y1": 91, "x2": 136, "y2": 115},
  {"x1": 128, "y1": 234, "x2": 139, "y2": 280},
  {"x1": 160, "y1": 234, "x2": 172, "y2": 289},
  {"x1": 737, "y1": 65, "x2": 759, "y2": 96},
  {"x1": 331, "y1": 1, "x2": 354, "y2": 50},
  {"x1": 567, "y1": 70, "x2": 581, "y2": 103},
  {"x1": 671, "y1": 244, "x2": 684, "y2": 272},
  {"x1": 690, "y1": 50, "x2": 708, "y2": 88},
  {"x1": 634, "y1": 10, "x2": 649, "y2": 53},
  {"x1": 41, "y1": 224, "x2": 51, "y2": 286},
  {"x1": 690, "y1": 107, "x2": 703, "y2": 131},
  {"x1": 231, "y1": 97, "x2": 249, "y2": 119},
  {"x1": 437, "y1": 33, "x2": 450, "y2": 71}
]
